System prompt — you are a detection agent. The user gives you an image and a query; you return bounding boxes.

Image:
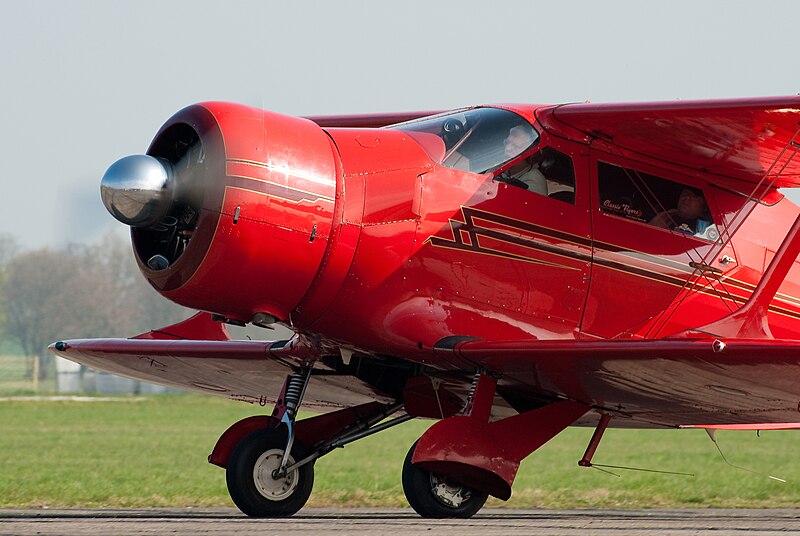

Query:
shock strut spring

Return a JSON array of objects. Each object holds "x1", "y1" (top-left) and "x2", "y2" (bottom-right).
[
  {"x1": 462, "y1": 370, "x2": 483, "y2": 414},
  {"x1": 283, "y1": 370, "x2": 310, "y2": 420}
]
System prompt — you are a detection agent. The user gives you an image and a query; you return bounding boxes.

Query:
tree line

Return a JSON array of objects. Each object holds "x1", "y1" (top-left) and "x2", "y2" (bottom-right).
[{"x1": 0, "y1": 232, "x2": 190, "y2": 382}]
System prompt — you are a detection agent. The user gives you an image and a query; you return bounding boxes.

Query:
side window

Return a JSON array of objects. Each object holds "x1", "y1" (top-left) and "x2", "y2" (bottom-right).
[
  {"x1": 598, "y1": 162, "x2": 719, "y2": 241},
  {"x1": 494, "y1": 147, "x2": 576, "y2": 204}
]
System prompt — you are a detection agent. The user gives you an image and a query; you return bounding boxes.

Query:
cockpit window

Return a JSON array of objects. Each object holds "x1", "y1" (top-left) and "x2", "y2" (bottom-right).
[
  {"x1": 389, "y1": 108, "x2": 539, "y2": 174},
  {"x1": 598, "y1": 161, "x2": 720, "y2": 242},
  {"x1": 495, "y1": 147, "x2": 576, "y2": 203}
]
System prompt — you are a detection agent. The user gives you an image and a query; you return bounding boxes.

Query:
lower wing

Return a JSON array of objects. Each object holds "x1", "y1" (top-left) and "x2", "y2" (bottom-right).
[
  {"x1": 50, "y1": 313, "x2": 393, "y2": 410},
  {"x1": 435, "y1": 337, "x2": 800, "y2": 428}
]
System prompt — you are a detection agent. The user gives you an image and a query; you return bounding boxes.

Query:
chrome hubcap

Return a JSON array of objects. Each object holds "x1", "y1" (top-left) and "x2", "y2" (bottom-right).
[
  {"x1": 253, "y1": 449, "x2": 298, "y2": 501},
  {"x1": 430, "y1": 473, "x2": 470, "y2": 508}
]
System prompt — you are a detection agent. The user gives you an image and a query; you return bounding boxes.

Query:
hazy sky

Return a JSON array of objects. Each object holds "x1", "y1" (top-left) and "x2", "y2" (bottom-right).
[{"x1": 2, "y1": 0, "x2": 799, "y2": 249}]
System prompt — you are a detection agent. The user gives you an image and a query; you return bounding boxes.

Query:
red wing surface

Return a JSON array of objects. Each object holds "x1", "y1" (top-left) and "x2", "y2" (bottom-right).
[
  {"x1": 51, "y1": 337, "x2": 392, "y2": 409},
  {"x1": 540, "y1": 96, "x2": 800, "y2": 188},
  {"x1": 436, "y1": 337, "x2": 800, "y2": 428}
]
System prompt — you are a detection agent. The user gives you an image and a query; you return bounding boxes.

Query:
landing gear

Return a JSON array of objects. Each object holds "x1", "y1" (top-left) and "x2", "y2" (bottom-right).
[
  {"x1": 401, "y1": 441, "x2": 488, "y2": 518},
  {"x1": 226, "y1": 368, "x2": 315, "y2": 517},
  {"x1": 214, "y1": 366, "x2": 414, "y2": 518},
  {"x1": 226, "y1": 429, "x2": 314, "y2": 517}
]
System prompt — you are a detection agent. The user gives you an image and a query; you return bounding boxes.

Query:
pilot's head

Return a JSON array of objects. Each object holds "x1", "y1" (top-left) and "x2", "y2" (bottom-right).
[
  {"x1": 676, "y1": 188, "x2": 707, "y2": 219},
  {"x1": 504, "y1": 125, "x2": 534, "y2": 159},
  {"x1": 441, "y1": 118, "x2": 465, "y2": 150}
]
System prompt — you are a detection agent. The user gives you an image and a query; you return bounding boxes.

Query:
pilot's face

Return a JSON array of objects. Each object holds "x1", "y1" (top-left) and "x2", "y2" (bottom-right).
[
  {"x1": 677, "y1": 189, "x2": 706, "y2": 219},
  {"x1": 504, "y1": 126, "x2": 532, "y2": 158}
]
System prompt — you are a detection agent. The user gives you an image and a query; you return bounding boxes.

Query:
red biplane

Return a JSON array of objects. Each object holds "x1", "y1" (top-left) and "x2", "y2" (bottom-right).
[{"x1": 52, "y1": 96, "x2": 800, "y2": 517}]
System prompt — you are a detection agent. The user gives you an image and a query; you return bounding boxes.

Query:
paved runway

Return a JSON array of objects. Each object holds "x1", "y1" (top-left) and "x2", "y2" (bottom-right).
[{"x1": 2, "y1": 508, "x2": 800, "y2": 536}]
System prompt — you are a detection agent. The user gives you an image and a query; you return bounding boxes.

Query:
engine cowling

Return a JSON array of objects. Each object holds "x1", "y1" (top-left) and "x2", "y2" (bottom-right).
[{"x1": 101, "y1": 102, "x2": 338, "y2": 324}]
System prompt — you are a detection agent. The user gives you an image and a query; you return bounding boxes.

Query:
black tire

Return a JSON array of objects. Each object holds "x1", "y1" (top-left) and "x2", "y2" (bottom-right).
[
  {"x1": 401, "y1": 440, "x2": 488, "y2": 518},
  {"x1": 226, "y1": 428, "x2": 314, "y2": 517}
]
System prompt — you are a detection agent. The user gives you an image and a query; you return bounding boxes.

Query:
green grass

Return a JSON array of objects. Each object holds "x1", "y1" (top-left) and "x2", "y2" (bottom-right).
[{"x1": 1, "y1": 395, "x2": 800, "y2": 509}]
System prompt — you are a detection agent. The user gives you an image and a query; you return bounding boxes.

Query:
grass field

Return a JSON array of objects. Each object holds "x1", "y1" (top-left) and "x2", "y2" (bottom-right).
[{"x1": 2, "y1": 395, "x2": 800, "y2": 509}]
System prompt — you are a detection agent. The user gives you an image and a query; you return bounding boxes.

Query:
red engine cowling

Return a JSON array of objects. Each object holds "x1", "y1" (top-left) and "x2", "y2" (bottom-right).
[{"x1": 130, "y1": 102, "x2": 338, "y2": 324}]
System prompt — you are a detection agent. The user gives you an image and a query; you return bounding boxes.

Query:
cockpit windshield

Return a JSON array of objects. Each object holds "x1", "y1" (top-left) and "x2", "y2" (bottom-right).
[{"x1": 388, "y1": 108, "x2": 539, "y2": 174}]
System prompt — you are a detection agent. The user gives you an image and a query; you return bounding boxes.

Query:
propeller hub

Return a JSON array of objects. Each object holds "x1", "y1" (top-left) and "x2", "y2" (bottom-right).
[{"x1": 100, "y1": 154, "x2": 174, "y2": 227}]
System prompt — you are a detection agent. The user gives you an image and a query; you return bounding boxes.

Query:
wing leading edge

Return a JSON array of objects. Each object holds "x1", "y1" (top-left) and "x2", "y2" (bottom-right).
[{"x1": 50, "y1": 313, "x2": 393, "y2": 410}]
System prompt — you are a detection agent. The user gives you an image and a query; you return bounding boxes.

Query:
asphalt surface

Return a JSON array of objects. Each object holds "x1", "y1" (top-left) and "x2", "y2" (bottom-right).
[{"x1": 1, "y1": 508, "x2": 799, "y2": 536}]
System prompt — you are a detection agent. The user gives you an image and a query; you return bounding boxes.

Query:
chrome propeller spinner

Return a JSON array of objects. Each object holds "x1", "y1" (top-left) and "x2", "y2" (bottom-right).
[{"x1": 100, "y1": 154, "x2": 174, "y2": 228}]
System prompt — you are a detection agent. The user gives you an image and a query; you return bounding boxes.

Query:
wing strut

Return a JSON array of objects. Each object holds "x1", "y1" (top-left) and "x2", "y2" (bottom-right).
[
  {"x1": 578, "y1": 413, "x2": 612, "y2": 468},
  {"x1": 577, "y1": 413, "x2": 693, "y2": 477}
]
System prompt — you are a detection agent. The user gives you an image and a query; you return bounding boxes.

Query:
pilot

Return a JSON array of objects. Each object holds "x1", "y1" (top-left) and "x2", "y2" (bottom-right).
[
  {"x1": 649, "y1": 187, "x2": 708, "y2": 234},
  {"x1": 441, "y1": 118, "x2": 471, "y2": 171},
  {"x1": 497, "y1": 125, "x2": 548, "y2": 195}
]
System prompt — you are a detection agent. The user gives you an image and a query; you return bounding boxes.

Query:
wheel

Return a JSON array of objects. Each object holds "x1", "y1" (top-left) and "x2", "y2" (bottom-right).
[
  {"x1": 226, "y1": 428, "x2": 314, "y2": 517},
  {"x1": 401, "y1": 440, "x2": 488, "y2": 518}
]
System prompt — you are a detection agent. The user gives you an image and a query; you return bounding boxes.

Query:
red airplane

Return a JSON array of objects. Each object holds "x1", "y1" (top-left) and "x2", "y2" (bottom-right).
[{"x1": 52, "y1": 96, "x2": 800, "y2": 518}]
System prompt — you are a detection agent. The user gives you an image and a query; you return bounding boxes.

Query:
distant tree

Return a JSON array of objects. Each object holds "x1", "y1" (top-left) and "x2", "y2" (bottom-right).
[
  {"x1": 2, "y1": 248, "x2": 76, "y2": 379},
  {"x1": 0, "y1": 234, "x2": 19, "y2": 344},
  {"x1": 76, "y1": 233, "x2": 191, "y2": 337},
  {"x1": 0, "y1": 234, "x2": 18, "y2": 267},
  {"x1": 1, "y1": 233, "x2": 191, "y2": 382}
]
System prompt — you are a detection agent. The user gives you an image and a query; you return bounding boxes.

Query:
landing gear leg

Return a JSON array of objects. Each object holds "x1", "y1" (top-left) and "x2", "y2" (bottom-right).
[
  {"x1": 275, "y1": 368, "x2": 312, "y2": 477},
  {"x1": 226, "y1": 368, "x2": 313, "y2": 517},
  {"x1": 401, "y1": 440, "x2": 488, "y2": 518}
]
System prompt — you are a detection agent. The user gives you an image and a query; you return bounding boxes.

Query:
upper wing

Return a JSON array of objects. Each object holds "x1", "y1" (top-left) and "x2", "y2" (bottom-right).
[
  {"x1": 537, "y1": 96, "x2": 800, "y2": 188},
  {"x1": 305, "y1": 111, "x2": 441, "y2": 128},
  {"x1": 50, "y1": 313, "x2": 393, "y2": 410},
  {"x1": 435, "y1": 337, "x2": 800, "y2": 428}
]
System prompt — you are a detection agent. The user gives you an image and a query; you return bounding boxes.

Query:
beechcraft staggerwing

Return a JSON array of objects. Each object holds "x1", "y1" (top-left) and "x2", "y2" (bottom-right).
[{"x1": 51, "y1": 96, "x2": 800, "y2": 517}]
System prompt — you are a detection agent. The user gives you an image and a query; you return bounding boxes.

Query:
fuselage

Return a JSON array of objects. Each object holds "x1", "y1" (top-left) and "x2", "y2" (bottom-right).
[{"x1": 116, "y1": 101, "x2": 800, "y2": 367}]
